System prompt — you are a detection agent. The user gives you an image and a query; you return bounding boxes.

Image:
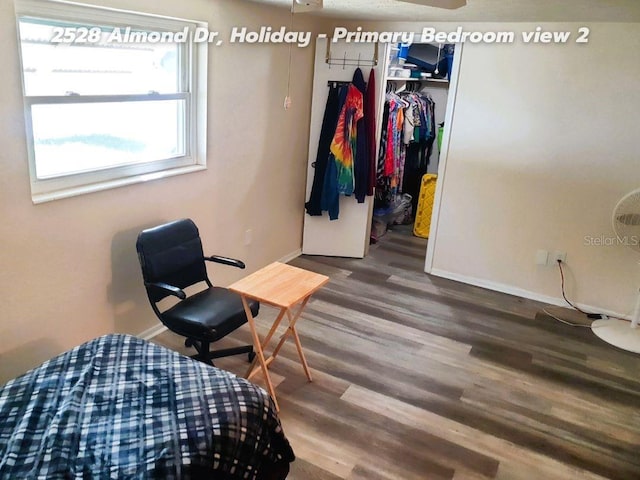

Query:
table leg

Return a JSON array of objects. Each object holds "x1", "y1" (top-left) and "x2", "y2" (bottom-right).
[
  {"x1": 244, "y1": 307, "x2": 287, "y2": 379},
  {"x1": 291, "y1": 322, "x2": 313, "y2": 382},
  {"x1": 240, "y1": 296, "x2": 279, "y2": 411},
  {"x1": 270, "y1": 297, "x2": 313, "y2": 381}
]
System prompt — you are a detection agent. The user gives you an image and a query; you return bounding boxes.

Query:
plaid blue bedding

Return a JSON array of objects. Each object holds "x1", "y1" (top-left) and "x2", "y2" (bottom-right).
[{"x1": 0, "y1": 334, "x2": 294, "y2": 479}]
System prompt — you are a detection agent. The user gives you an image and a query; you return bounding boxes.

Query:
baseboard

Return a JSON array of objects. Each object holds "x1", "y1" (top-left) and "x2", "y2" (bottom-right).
[
  {"x1": 138, "y1": 324, "x2": 168, "y2": 341},
  {"x1": 430, "y1": 268, "x2": 630, "y2": 321},
  {"x1": 279, "y1": 248, "x2": 302, "y2": 264}
]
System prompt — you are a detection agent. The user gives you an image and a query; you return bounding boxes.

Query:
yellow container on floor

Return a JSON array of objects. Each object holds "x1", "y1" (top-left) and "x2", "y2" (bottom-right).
[{"x1": 413, "y1": 174, "x2": 437, "y2": 238}]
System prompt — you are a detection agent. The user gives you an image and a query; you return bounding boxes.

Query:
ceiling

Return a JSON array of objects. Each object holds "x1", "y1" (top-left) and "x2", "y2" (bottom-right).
[{"x1": 246, "y1": 0, "x2": 640, "y2": 22}]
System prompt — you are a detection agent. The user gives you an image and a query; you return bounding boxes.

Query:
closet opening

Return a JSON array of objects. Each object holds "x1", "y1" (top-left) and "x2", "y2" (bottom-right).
[
  {"x1": 301, "y1": 38, "x2": 461, "y2": 265},
  {"x1": 372, "y1": 41, "x2": 458, "y2": 263}
]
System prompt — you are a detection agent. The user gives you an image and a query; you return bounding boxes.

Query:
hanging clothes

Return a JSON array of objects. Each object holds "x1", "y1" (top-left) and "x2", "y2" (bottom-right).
[
  {"x1": 305, "y1": 69, "x2": 373, "y2": 221},
  {"x1": 376, "y1": 101, "x2": 392, "y2": 208},
  {"x1": 352, "y1": 68, "x2": 368, "y2": 204},
  {"x1": 330, "y1": 83, "x2": 363, "y2": 197},
  {"x1": 320, "y1": 85, "x2": 349, "y2": 220},
  {"x1": 364, "y1": 69, "x2": 377, "y2": 197},
  {"x1": 305, "y1": 84, "x2": 343, "y2": 216},
  {"x1": 375, "y1": 86, "x2": 436, "y2": 217}
]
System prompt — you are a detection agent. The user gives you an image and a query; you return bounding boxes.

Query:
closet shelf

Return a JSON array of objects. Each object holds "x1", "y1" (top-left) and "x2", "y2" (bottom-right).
[{"x1": 386, "y1": 76, "x2": 449, "y2": 84}]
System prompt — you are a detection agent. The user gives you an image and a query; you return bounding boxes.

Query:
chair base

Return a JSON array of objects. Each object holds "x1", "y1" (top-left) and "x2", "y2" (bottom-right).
[{"x1": 186, "y1": 338, "x2": 254, "y2": 366}]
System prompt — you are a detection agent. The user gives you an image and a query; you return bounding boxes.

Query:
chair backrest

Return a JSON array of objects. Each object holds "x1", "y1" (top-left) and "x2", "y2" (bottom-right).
[{"x1": 136, "y1": 219, "x2": 210, "y2": 303}]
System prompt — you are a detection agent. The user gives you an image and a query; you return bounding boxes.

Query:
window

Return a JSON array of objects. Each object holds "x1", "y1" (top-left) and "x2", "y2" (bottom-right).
[{"x1": 15, "y1": 0, "x2": 208, "y2": 203}]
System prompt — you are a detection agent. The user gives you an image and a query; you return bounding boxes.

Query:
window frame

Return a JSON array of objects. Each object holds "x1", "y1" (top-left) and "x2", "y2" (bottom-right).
[{"x1": 15, "y1": 0, "x2": 208, "y2": 203}]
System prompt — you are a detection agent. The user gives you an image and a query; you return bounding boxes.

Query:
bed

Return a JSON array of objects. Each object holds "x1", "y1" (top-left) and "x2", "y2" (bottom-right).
[{"x1": 0, "y1": 334, "x2": 294, "y2": 479}]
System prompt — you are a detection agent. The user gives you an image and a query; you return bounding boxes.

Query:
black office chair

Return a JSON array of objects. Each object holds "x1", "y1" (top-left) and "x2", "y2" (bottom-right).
[{"x1": 136, "y1": 218, "x2": 257, "y2": 366}]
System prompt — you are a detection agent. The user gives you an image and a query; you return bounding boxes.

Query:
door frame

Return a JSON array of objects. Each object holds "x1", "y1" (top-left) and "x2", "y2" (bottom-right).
[{"x1": 424, "y1": 42, "x2": 464, "y2": 274}]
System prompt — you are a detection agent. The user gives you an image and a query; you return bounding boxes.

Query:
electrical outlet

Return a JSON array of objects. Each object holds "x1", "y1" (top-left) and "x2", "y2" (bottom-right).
[
  {"x1": 244, "y1": 229, "x2": 252, "y2": 246},
  {"x1": 551, "y1": 251, "x2": 567, "y2": 264}
]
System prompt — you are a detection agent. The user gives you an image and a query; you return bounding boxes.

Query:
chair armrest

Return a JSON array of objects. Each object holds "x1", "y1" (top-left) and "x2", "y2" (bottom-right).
[
  {"x1": 145, "y1": 282, "x2": 186, "y2": 300},
  {"x1": 205, "y1": 255, "x2": 246, "y2": 269}
]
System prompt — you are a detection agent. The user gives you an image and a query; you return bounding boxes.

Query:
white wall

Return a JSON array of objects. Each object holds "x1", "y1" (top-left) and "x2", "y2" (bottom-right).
[
  {"x1": 3, "y1": 10, "x2": 637, "y2": 382},
  {"x1": 0, "y1": 0, "x2": 318, "y2": 382},
  {"x1": 431, "y1": 23, "x2": 640, "y2": 316},
  {"x1": 332, "y1": 20, "x2": 640, "y2": 317}
]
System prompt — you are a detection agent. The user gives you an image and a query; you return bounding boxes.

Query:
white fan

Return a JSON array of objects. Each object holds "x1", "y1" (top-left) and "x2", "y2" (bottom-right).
[{"x1": 591, "y1": 188, "x2": 640, "y2": 353}]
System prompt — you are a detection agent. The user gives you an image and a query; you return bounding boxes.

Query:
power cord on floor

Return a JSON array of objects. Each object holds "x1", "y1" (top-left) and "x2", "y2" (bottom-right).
[
  {"x1": 556, "y1": 259, "x2": 591, "y2": 315},
  {"x1": 542, "y1": 259, "x2": 601, "y2": 328},
  {"x1": 546, "y1": 260, "x2": 632, "y2": 328},
  {"x1": 542, "y1": 308, "x2": 596, "y2": 328}
]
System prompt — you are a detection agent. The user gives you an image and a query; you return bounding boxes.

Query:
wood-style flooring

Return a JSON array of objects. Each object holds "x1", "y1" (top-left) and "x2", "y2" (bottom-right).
[{"x1": 154, "y1": 227, "x2": 640, "y2": 480}]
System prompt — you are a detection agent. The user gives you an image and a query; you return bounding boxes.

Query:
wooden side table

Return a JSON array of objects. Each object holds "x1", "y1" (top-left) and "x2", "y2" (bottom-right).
[{"x1": 228, "y1": 262, "x2": 329, "y2": 411}]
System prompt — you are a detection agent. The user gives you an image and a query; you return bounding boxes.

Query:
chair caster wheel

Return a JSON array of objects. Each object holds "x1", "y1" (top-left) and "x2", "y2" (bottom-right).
[{"x1": 248, "y1": 351, "x2": 256, "y2": 363}]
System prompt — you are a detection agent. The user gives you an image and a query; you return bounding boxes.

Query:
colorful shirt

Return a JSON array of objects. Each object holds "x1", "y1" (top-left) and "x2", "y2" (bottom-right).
[{"x1": 330, "y1": 84, "x2": 364, "y2": 196}]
